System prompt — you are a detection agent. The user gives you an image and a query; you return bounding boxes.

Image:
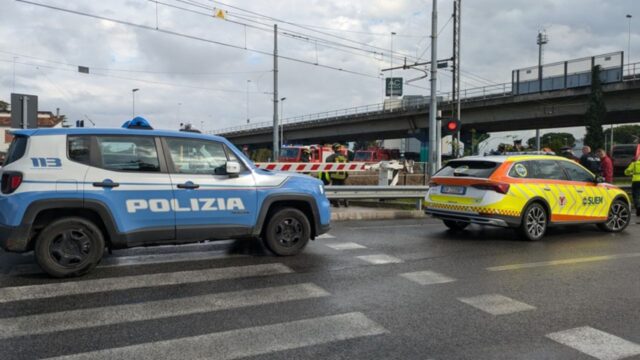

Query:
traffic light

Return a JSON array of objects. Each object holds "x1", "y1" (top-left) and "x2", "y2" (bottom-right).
[{"x1": 442, "y1": 119, "x2": 461, "y2": 135}]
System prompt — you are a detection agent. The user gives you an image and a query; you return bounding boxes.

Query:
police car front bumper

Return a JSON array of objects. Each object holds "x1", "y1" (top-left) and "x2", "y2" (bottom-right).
[
  {"x1": 425, "y1": 208, "x2": 520, "y2": 228},
  {"x1": 0, "y1": 223, "x2": 30, "y2": 252}
]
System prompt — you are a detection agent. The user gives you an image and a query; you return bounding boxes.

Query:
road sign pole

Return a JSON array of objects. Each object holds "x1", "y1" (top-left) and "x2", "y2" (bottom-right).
[
  {"x1": 22, "y1": 95, "x2": 28, "y2": 129},
  {"x1": 429, "y1": 0, "x2": 439, "y2": 176}
]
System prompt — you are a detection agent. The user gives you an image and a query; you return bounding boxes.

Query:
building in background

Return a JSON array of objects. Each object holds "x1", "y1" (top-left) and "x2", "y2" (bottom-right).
[{"x1": 0, "y1": 109, "x2": 65, "y2": 155}]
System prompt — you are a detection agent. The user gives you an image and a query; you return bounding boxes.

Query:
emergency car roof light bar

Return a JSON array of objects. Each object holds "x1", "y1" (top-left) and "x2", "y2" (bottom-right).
[
  {"x1": 504, "y1": 151, "x2": 556, "y2": 156},
  {"x1": 122, "y1": 116, "x2": 154, "y2": 130}
]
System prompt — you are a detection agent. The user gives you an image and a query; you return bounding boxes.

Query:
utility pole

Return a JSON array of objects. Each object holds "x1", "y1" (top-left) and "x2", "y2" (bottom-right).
[
  {"x1": 246, "y1": 80, "x2": 251, "y2": 124},
  {"x1": 452, "y1": 0, "x2": 461, "y2": 158},
  {"x1": 536, "y1": 30, "x2": 548, "y2": 151},
  {"x1": 429, "y1": 0, "x2": 439, "y2": 176},
  {"x1": 131, "y1": 88, "x2": 139, "y2": 118},
  {"x1": 273, "y1": 24, "x2": 280, "y2": 160}
]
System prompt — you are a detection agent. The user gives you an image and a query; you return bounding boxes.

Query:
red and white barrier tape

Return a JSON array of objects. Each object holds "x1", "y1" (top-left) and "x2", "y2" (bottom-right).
[{"x1": 254, "y1": 162, "x2": 370, "y2": 172}]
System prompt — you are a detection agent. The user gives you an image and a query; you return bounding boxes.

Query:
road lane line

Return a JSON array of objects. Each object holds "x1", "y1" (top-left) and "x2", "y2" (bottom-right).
[
  {"x1": 9, "y1": 251, "x2": 247, "y2": 276},
  {"x1": 457, "y1": 294, "x2": 536, "y2": 315},
  {"x1": 348, "y1": 223, "x2": 441, "y2": 230},
  {"x1": 356, "y1": 254, "x2": 403, "y2": 265},
  {"x1": 546, "y1": 326, "x2": 640, "y2": 360},
  {"x1": 487, "y1": 252, "x2": 640, "y2": 272},
  {"x1": 0, "y1": 283, "x2": 329, "y2": 339},
  {"x1": 324, "y1": 242, "x2": 367, "y2": 250},
  {"x1": 45, "y1": 312, "x2": 388, "y2": 360},
  {"x1": 400, "y1": 270, "x2": 456, "y2": 286},
  {"x1": 316, "y1": 233, "x2": 336, "y2": 239},
  {"x1": 0, "y1": 263, "x2": 293, "y2": 303}
]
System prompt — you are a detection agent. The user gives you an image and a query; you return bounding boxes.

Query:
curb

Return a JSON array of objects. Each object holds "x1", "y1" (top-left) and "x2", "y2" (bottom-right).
[{"x1": 331, "y1": 209, "x2": 426, "y2": 221}]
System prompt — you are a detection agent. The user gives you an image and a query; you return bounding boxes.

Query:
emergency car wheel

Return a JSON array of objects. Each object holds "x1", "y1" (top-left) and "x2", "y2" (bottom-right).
[
  {"x1": 519, "y1": 203, "x2": 547, "y2": 241},
  {"x1": 598, "y1": 199, "x2": 630, "y2": 233},
  {"x1": 264, "y1": 208, "x2": 310, "y2": 256},
  {"x1": 34, "y1": 217, "x2": 105, "y2": 278},
  {"x1": 443, "y1": 220, "x2": 469, "y2": 231}
]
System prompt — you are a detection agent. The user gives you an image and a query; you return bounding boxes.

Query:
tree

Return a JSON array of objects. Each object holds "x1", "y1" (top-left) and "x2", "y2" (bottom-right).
[
  {"x1": 0, "y1": 100, "x2": 8, "y2": 111},
  {"x1": 583, "y1": 65, "x2": 607, "y2": 150},
  {"x1": 604, "y1": 124, "x2": 640, "y2": 144},
  {"x1": 526, "y1": 132, "x2": 576, "y2": 153}
]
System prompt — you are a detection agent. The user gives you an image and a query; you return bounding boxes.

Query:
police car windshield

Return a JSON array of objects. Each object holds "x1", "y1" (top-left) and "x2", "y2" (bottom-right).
[{"x1": 435, "y1": 160, "x2": 499, "y2": 178}]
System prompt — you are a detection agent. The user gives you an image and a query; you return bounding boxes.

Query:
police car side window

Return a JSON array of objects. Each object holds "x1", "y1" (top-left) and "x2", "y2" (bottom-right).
[
  {"x1": 96, "y1": 136, "x2": 160, "y2": 172},
  {"x1": 68, "y1": 136, "x2": 91, "y2": 165},
  {"x1": 532, "y1": 160, "x2": 567, "y2": 180},
  {"x1": 166, "y1": 138, "x2": 229, "y2": 175},
  {"x1": 558, "y1": 160, "x2": 594, "y2": 182}
]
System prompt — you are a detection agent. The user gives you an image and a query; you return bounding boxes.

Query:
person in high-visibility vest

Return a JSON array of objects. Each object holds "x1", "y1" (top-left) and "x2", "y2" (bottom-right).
[
  {"x1": 624, "y1": 155, "x2": 640, "y2": 218},
  {"x1": 325, "y1": 143, "x2": 349, "y2": 207}
]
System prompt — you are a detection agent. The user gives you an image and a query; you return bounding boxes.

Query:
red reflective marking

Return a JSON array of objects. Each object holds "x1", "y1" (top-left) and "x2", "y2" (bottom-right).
[
  {"x1": 337, "y1": 164, "x2": 345, "y2": 170},
  {"x1": 296, "y1": 164, "x2": 306, "y2": 171},
  {"x1": 324, "y1": 164, "x2": 333, "y2": 170},
  {"x1": 266, "y1": 164, "x2": 276, "y2": 170},
  {"x1": 311, "y1": 164, "x2": 320, "y2": 171},
  {"x1": 281, "y1": 164, "x2": 292, "y2": 171}
]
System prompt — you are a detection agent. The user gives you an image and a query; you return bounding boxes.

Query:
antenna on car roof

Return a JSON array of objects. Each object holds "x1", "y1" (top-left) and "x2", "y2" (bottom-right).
[{"x1": 122, "y1": 116, "x2": 154, "y2": 130}]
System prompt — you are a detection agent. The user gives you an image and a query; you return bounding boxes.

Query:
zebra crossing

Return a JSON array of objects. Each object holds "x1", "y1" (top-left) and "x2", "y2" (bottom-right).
[{"x1": 1, "y1": 230, "x2": 639, "y2": 359}]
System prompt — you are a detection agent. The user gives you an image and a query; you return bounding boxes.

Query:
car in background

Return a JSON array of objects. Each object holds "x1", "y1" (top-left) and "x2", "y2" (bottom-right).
[
  {"x1": 425, "y1": 154, "x2": 631, "y2": 241},
  {"x1": 612, "y1": 144, "x2": 640, "y2": 175}
]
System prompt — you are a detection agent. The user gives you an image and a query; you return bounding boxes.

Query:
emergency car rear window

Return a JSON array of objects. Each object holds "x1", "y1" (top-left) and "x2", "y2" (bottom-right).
[
  {"x1": 435, "y1": 160, "x2": 498, "y2": 178},
  {"x1": 96, "y1": 136, "x2": 160, "y2": 172},
  {"x1": 4, "y1": 136, "x2": 28, "y2": 166}
]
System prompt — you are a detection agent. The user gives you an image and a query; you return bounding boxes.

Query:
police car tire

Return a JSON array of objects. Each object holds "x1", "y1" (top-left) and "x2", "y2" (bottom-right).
[
  {"x1": 443, "y1": 220, "x2": 469, "y2": 231},
  {"x1": 263, "y1": 208, "x2": 310, "y2": 256},
  {"x1": 34, "y1": 217, "x2": 105, "y2": 278},
  {"x1": 519, "y1": 202, "x2": 547, "y2": 241},
  {"x1": 597, "y1": 199, "x2": 630, "y2": 233}
]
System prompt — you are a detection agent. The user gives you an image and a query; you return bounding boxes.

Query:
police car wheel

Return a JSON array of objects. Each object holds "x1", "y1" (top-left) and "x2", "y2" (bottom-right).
[
  {"x1": 519, "y1": 203, "x2": 547, "y2": 241},
  {"x1": 34, "y1": 217, "x2": 105, "y2": 278},
  {"x1": 443, "y1": 220, "x2": 469, "y2": 231},
  {"x1": 598, "y1": 200, "x2": 630, "y2": 233},
  {"x1": 264, "y1": 208, "x2": 310, "y2": 256}
]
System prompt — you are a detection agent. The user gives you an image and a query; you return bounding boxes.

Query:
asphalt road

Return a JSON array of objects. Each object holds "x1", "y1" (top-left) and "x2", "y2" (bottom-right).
[{"x1": 1, "y1": 217, "x2": 639, "y2": 360}]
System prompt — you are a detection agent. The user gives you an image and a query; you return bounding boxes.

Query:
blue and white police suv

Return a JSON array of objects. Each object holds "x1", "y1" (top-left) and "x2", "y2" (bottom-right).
[{"x1": 0, "y1": 118, "x2": 331, "y2": 277}]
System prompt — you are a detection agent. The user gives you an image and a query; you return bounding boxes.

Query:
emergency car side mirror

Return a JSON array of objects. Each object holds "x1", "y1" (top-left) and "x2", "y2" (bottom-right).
[
  {"x1": 226, "y1": 161, "x2": 241, "y2": 177},
  {"x1": 595, "y1": 175, "x2": 605, "y2": 184}
]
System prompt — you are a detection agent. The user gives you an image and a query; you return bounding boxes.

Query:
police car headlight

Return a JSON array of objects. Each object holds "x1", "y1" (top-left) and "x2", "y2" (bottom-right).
[{"x1": 318, "y1": 184, "x2": 325, "y2": 194}]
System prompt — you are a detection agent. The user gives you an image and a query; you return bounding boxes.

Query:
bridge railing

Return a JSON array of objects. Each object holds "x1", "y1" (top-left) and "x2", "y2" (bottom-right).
[{"x1": 214, "y1": 61, "x2": 640, "y2": 135}]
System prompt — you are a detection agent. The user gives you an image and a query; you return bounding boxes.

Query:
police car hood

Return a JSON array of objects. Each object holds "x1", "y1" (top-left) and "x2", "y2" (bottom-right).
[{"x1": 254, "y1": 168, "x2": 323, "y2": 186}]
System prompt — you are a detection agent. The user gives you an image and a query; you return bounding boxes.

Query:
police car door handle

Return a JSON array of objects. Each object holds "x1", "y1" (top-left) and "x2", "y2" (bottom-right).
[
  {"x1": 177, "y1": 182, "x2": 200, "y2": 189},
  {"x1": 92, "y1": 180, "x2": 119, "y2": 188}
]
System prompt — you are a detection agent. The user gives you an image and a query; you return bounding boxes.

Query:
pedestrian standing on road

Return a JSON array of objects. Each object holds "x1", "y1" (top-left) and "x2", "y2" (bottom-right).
[
  {"x1": 580, "y1": 146, "x2": 601, "y2": 175},
  {"x1": 326, "y1": 143, "x2": 349, "y2": 207},
  {"x1": 596, "y1": 148, "x2": 613, "y2": 183},
  {"x1": 624, "y1": 155, "x2": 640, "y2": 219}
]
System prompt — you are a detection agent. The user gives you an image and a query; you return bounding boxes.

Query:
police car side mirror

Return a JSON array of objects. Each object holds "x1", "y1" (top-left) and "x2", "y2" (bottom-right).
[{"x1": 226, "y1": 161, "x2": 241, "y2": 177}]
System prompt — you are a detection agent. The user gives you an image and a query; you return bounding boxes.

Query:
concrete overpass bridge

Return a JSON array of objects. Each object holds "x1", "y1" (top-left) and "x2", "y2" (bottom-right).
[{"x1": 215, "y1": 60, "x2": 640, "y2": 148}]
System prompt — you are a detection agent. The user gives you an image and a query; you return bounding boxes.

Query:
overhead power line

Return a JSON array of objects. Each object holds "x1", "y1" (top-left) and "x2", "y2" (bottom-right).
[{"x1": 16, "y1": 0, "x2": 382, "y2": 80}]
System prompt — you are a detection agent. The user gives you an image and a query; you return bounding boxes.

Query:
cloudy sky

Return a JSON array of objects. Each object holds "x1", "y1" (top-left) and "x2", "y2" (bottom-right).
[{"x1": 1, "y1": 0, "x2": 639, "y2": 149}]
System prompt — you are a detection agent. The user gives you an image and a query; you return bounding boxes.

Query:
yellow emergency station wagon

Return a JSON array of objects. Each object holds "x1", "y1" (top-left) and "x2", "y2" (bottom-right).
[{"x1": 425, "y1": 154, "x2": 631, "y2": 240}]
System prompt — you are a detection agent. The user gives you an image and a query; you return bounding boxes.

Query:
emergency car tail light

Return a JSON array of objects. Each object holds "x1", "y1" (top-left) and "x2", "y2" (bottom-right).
[
  {"x1": 1, "y1": 172, "x2": 23, "y2": 194},
  {"x1": 472, "y1": 182, "x2": 510, "y2": 194}
]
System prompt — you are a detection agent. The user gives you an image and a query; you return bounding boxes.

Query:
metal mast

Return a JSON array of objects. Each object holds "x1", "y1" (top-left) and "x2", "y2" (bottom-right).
[
  {"x1": 428, "y1": 0, "x2": 439, "y2": 176},
  {"x1": 535, "y1": 30, "x2": 548, "y2": 151},
  {"x1": 452, "y1": 0, "x2": 461, "y2": 158},
  {"x1": 273, "y1": 24, "x2": 279, "y2": 160}
]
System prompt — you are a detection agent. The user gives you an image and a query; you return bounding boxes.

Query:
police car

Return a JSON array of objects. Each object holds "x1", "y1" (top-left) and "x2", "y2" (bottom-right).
[
  {"x1": 0, "y1": 118, "x2": 330, "y2": 277},
  {"x1": 425, "y1": 154, "x2": 631, "y2": 240}
]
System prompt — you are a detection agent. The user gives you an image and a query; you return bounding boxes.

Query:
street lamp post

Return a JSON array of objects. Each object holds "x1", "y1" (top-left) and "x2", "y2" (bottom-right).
[
  {"x1": 131, "y1": 88, "x2": 139, "y2": 118},
  {"x1": 280, "y1": 97, "x2": 286, "y2": 149},
  {"x1": 627, "y1": 14, "x2": 633, "y2": 66},
  {"x1": 246, "y1": 80, "x2": 251, "y2": 124}
]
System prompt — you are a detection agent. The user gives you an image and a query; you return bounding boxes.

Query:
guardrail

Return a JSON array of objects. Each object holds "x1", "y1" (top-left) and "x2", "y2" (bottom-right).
[{"x1": 324, "y1": 185, "x2": 428, "y2": 210}]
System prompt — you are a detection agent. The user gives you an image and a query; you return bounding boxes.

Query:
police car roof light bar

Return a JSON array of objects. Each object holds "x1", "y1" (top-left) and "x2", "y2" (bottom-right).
[{"x1": 122, "y1": 116, "x2": 154, "y2": 130}]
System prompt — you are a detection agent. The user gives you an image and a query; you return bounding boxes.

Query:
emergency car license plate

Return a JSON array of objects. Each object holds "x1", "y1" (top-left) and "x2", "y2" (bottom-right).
[{"x1": 441, "y1": 185, "x2": 466, "y2": 195}]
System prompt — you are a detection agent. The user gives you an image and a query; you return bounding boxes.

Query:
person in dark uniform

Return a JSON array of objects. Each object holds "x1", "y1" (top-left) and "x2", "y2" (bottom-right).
[{"x1": 580, "y1": 146, "x2": 601, "y2": 174}]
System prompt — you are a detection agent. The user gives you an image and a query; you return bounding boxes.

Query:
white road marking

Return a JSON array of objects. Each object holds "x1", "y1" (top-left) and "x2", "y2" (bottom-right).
[
  {"x1": 324, "y1": 242, "x2": 367, "y2": 250},
  {"x1": 0, "y1": 263, "x2": 293, "y2": 303},
  {"x1": 546, "y1": 326, "x2": 640, "y2": 360},
  {"x1": 356, "y1": 254, "x2": 403, "y2": 265},
  {"x1": 457, "y1": 294, "x2": 536, "y2": 315},
  {"x1": 348, "y1": 223, "x2": 440, "y2": 230},
  {"x1": 0, "y1": 283, "x2": 329, "y2": 339},
  {"x1": 45, "y1": 312, "x2": 388, "y2": 360},
  {"x1": 487, "y1": 252, "x2": 640, "y2": 272},
  {"x1": 400, "y1": 270, "x2": 456, "y2": 286},
  {"x1": 9, "y1": 251, "x2": 247, "y2": 276},
  {"x1": 317, "y1": 233, "x2": 336, "y2": 239}
]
